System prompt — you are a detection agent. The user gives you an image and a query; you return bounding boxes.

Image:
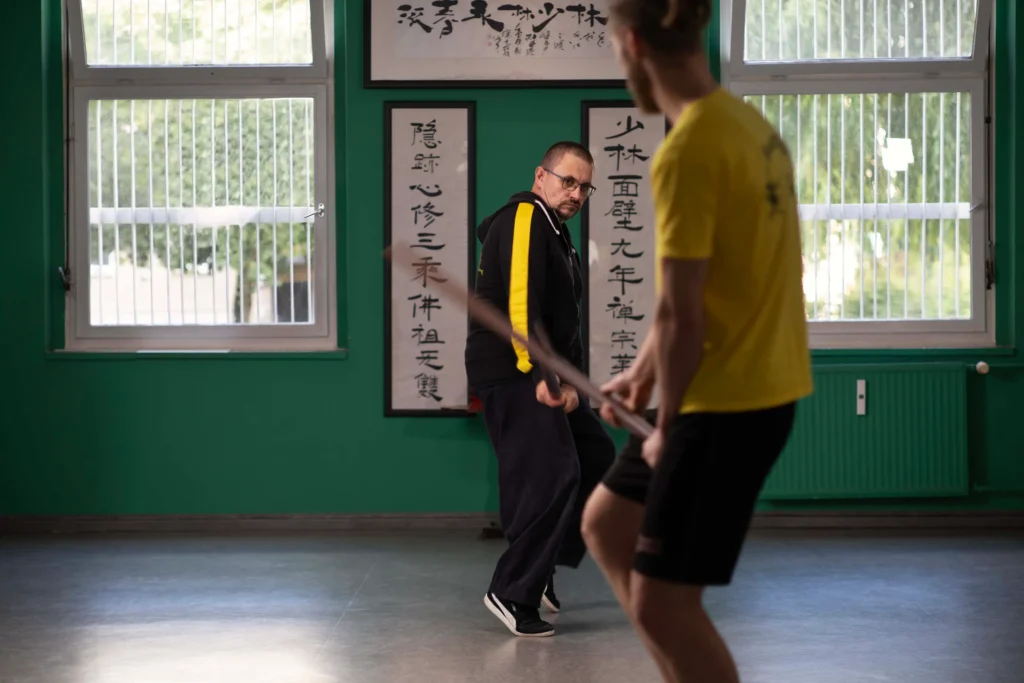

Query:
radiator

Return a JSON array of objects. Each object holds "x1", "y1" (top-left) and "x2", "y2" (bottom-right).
[{"x1": 760, "y1": 363, "x2": 969, "y2": 500}]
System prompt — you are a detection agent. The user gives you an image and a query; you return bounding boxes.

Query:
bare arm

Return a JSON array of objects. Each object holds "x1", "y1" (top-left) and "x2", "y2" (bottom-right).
[
  {"x1": 653, "y1": 257, "x2": 709, "y2": 430},
  {"x1": 631, "y1": 321, "x2": 659, "y2": 383}
]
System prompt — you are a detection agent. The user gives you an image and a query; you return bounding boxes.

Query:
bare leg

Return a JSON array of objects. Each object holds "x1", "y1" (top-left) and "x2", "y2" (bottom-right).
[
  {"x1": 631, "y1": 575, "x2": 741, "y2": 683},
  {"x1": 581, "y1": 485, "x2": 678, "y2": 683},
  {"x1": 581, "y1": 485, "x2": 643, "y2": 606}
]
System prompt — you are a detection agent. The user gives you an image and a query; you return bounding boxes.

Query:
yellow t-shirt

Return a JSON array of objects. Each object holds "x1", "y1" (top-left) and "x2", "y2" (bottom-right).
[{"x1": 652, "y1": 87, "x2": 813, "y2": 414}]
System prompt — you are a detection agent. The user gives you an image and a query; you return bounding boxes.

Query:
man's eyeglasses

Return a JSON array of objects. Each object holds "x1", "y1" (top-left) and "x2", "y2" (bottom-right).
[{"x1": 544, "y1": 168, "x2": 597, "y2": 198}]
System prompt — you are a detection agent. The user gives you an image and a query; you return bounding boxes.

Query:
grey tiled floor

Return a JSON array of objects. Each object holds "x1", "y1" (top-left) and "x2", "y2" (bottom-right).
[{"x1": 1, "y1": 530, "x2": 1022, "y2": 683}]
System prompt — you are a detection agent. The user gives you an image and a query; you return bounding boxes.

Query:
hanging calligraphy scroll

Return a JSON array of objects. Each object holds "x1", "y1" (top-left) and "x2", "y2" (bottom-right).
[
  {"x1": 384, "y1": 102, "x2": 476, "y2": 417},
  {"x1": 581, "y1": 101, "x2": 667, "y2": 405},
  {"x1": 365, "y1": 1, "x2": 623, "y2": 87}
]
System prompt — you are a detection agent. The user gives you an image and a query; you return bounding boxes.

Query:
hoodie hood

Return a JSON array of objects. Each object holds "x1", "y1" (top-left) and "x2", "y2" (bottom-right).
[{"x1": 477, "y1": 191, "x2": 558, "y2": 243}]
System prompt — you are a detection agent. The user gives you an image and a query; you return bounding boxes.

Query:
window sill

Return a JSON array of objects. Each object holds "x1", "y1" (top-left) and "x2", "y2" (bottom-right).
[
  {"x1": 46, "y1": 348, "x2": 350, "y2": 362},
  {"x1": 811, "y1": 346, "x2": 1015, "y2": 360}
]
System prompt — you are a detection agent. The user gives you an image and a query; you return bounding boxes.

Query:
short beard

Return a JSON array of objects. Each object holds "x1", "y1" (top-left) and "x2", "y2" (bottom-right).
[
  {"x1": 625, "y1": 59, "x2": 659, "y2": 115},
  {"x1": 557, "y1": 205, "x2": 579, "y2": 221}
]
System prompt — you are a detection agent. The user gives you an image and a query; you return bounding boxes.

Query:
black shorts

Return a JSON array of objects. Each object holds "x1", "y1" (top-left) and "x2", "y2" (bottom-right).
[{"x1": 601, "y1": 402, "x2": 797, "y2": 586}]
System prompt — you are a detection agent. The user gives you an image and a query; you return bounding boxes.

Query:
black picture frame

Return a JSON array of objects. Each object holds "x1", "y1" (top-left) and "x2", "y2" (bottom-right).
[
  {"x1": 363, "y1": 0, "x2": 626, "y2": 89},
  {"x1": 579, "y1": 100, "x2": 669, "y2": 375},
  {"x1": 384, "y1": 101, "x2": 477, "y2": 418}
]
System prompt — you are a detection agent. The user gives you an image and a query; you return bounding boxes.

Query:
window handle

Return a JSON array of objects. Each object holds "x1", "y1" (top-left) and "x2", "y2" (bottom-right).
[{"x1": 304, "y1": 203, "x2": 325, "y2": 220}]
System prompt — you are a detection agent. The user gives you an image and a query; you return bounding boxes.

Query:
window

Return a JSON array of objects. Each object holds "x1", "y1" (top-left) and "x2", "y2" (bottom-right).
[
  {"x1": 65, "y1": 0, "x2": 334, "y2": 350},
  {"x1": 722, "y1": 0, "x2": 994, "y2": 348}
]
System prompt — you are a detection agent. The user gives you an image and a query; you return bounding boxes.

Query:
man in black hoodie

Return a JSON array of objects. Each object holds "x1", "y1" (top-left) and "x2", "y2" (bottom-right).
[{"x1": 466, "y1": 141, "x2": 616, "y2": 637}]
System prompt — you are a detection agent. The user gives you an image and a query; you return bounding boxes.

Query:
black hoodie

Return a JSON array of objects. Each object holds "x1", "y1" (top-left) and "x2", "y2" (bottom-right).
[{"x1": 465, "y1": 191, "x2": 584, "y2": 390}]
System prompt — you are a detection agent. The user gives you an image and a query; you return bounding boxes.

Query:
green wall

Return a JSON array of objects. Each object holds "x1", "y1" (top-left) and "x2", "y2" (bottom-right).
[{"x1": 0, "y1": 1, "x2": 1022, "y2": 516}]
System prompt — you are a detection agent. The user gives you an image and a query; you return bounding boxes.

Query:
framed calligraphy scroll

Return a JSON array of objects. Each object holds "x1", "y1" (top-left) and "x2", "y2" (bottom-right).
[
  {"x1": 581, "y1": 101, "x2": 667, "y2": 405},
  {"x1": 384, "y1": 102, "x2": 476, "y2": 417},
  {"x1": 364, "y1": 1, "x2": 624, "y2": 88}
]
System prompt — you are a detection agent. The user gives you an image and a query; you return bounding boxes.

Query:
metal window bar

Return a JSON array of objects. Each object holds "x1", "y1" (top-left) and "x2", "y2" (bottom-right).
[
  {"x1": 237, "y1": 97, "x2": 243, "y2": 320},
  {"x1": 954, "y1": 92, "x2": 961, "y2": 317},
  {"x1": 885, "y1": 94, "x2": 892, "y2": 319},
  {"x1": 272, "y1": 99, "x2": 279, "y2": 323},
  {"x1": 210, "y1": 100, "x2": 217, "y2": 324},
  {"x1": 112, "y1": 100, "x2": 120, "y2": 325},
  {"x1": 164, "y1": 99, "x2": 171, "y2": 325},
  {"x1": 255, "y1": 99, "x2": 261, "y2": 323},
  {"x1": 191, "y1": 99, "x2": 198, "y2": 325},
  {"x1": 745, "y1": 90, "x2": 974, "y2": 323},
  {"x1": 68, "y1": 2, "x2": 329, "y2": 342},
  {"x1": 903, "y1": 91, "x2": 909, "y2": 318},
  {"x1": 148, "y1": 99, "x2": 155, "y2": 324},
  {"x1": 288, "y1": 98, "x2": 296, "y2": 323},
  {"x1": 224, "y1": 101, "x2": 231, "y2": 320},
  {"x1": 80, "y1": 0, "x2": 314, "y2": 67},
  {"x1": 95, "y1": 100, "x2": 103, "y2": 325},
  {"x1": 178, "y1": 99, "x2": 184, "y2": 324},
  {"x1": 939, "y1": 91, "x2": 945, "y2": 318},
  {"x1": 826, "y1": 93, "x2": 832, "y2": 318},
  {"x1": 744, "y1": 0, "x2": 979, "y2": 62},
  {"x1": 305, "y1": 98, "x2": 313, "y2": 321},
  {"x1": 86, "y1": 96, "x2": 314, "y2": 328}
]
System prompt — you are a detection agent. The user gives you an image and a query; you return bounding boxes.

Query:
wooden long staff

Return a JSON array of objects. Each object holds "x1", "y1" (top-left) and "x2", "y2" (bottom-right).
[{"x1": 385, "y1": 242, "x2": 654, "y2": 439}]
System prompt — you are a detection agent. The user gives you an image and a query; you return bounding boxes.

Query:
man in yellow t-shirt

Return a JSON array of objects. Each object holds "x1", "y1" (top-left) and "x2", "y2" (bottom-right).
[{"x1": 581, "y1": 1, "x2": 813, "y2": 682}]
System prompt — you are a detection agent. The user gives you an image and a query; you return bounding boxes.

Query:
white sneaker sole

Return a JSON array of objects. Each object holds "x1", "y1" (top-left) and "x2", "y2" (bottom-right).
[
  {"x1": 541, "y1": 592, "x2": 560, "y2": 613},
  {"x1": 484, "y1": 594, "x2": 554, "y2": 638}
]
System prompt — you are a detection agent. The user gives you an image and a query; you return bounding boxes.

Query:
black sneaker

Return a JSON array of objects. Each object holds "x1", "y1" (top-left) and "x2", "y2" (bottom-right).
[
  {"x1": 541, "y1": 578, "x2": 561, "y2": 613},
  {"x1": 484, "y1": 593, "x2": 555, "y2": 637}
]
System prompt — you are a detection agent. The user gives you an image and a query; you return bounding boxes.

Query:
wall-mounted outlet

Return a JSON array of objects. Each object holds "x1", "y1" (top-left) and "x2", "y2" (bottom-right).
[{"x1": 856, "y1": 379, "x2": 866, "y2": 416}]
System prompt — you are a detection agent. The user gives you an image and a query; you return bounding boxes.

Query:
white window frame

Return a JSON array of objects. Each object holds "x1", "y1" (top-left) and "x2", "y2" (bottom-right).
[
  {"x1": 721, "y1": 0, "x2": 995, "y2": 350},
  {"x1": 63, "y1": 0, "x2": 337, "y2": 352}
]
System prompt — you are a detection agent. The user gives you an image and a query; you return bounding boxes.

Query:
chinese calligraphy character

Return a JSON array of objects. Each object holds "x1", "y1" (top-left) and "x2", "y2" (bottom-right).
[
  {"x1": 412, "y1": 232, "x2": 446, "y2": 251},
  {"x1": 605, "y1": 143, "x2": 651, "y2": 171},
  {"x1": 409, "y1": 293, "x2": 443, "y2": 320},
  {"x1": 429, "y1": 0, "x2": 459, "y2": 36},
  {"x1": 397, "y1": 5, "x2": 433, "y2": 33},
  {"x1": 607, "y1": 296, "x2": 646, "y2": 321},
  {"x1": 610, "y1": 353, "x2": 636, "y2": 376},
  {"x1": 412, "y1": 153, "x2": 441, "y2": 173},
  {"x1": 610, "y1": 238, "x2": 644, "y2": 259},
  {"x1": 607, "y1": 199, "x2": 642, "y2": 231},
  {"x1": 498, "y1": 4, "x2": 535, "y2": 20},
  {"x1": 605, "y1": 115, "x2": 646, "y2": 140},
  {"x1": 409, "y1": 183, "x2": 443, "y2": 197},
  {"x1": 609, "y1": 265, "x2": 643, "y2": 295},
  {"x1": 437, "y1": 18, "x2": 456, "y2": 36},
  {"x1": 411, "y1": 119, "x2": 440, "y2": 149},
  {"x1": 411, "y1": 257, "x2": 448, "y2": 287},
  {"x1": 416, "y1": 349, "x2": 445, "y2": 371},
  {"x1": 533, "y1": 3, "x2": 565, "y2": 32},
  {"x1": 462, "y1": 1, "x2": 505, "y2": 32},
  {"x1": 412, "y1": 325, "x2": 446, "y2": 345},
  {"x1": 565, "y1": 3, "x2": 609, "y2": 27},
  {"x1": 431, "y1": 0, "x2": 458, "y2": 16},
  {"x1": 411, "y1": 201, "x2": 444, "y2": 228},
  {"x1": 611, "y1": 330, "x2": 638, "y2": 350},
  {"x1": 415, "y1": 373, "x2": 443, "y2": 402},
  {"x1": 609, "y1": 174, "x2": 642, "y2": 197}
]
